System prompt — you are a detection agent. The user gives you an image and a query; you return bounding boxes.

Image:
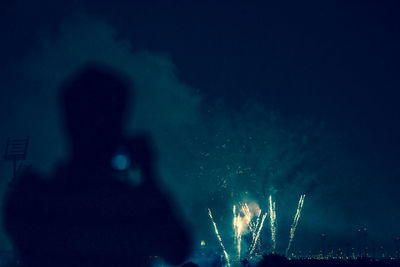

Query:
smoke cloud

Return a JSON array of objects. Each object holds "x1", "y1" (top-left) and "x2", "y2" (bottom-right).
[{"x1": 0, "y1": 15, "x2": 386, "y2": 255}]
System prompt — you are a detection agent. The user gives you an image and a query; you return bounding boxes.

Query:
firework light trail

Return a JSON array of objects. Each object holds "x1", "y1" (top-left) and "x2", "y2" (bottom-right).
[
  {"x1": 233, "y1": 203, "x2": 254, "y2": 260},
  {"x1": 233, "y1": 205, "x2": 237, "y2": 240},
  {"x1": 269, "y1": 195, "x2": 277, "y2": 253},
  {"x1": 285, "y1": 194, "x2": 306, "y2": 256},
  {"x1": 251, "y1": 209, "x2": 262, "y2": 246},
  {"x1": 233, "y1": 205, "x2": 242, "y2": 259},
  {"x1": 243, "y1": 204, "x2": 253, "y2": 232},
  {"x1": 254, "y1": 210, "x2": 262, "y2": 252},
  {"x1": 208, "y1": 208, "x2": 231, "y2": 267},
  {"x1": 249, "y1": 211, "x2": 268, "y2": 256},
  {"x1": 237, "y1": 223, "x2": 242, "y2": 260}
]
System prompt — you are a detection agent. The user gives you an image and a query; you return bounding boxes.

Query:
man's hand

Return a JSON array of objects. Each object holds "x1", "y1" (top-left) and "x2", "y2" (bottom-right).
[{"x1": 126, "y1": 134, "x2": 157, "y2": 180}]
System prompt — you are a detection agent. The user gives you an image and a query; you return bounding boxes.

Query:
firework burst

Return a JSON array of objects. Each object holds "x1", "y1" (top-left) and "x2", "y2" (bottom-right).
[
  {"x1": 269, "y1": 195, "x2": 277, "y2": 253},
  {"x1": 208, "y1": 208, "x2": 231, "y2": 267},
  {"x1": 249, "y1": 211, "x2": 268, "y2": 256},
  {"x1": 286, "y1": 194, "x2": 306, "y2": 256}
]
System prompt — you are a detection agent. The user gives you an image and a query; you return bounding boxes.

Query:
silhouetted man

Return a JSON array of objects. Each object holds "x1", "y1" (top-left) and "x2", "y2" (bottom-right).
[{"x1": 4, "y1": 64, "x2": 191, "y2": 266}]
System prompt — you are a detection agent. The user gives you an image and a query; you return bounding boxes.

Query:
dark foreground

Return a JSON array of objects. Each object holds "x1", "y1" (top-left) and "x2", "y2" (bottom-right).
[
  {"x1": 256, "y1": 254, "x2": 400, "y2": 267},
  {"x1": 1, "y1": 252, "x2": 400, "y2": 267}
]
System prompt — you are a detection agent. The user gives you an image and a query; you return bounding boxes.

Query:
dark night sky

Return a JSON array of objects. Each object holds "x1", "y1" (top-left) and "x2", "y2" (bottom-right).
[{"x1": 1, "y1": 0, "x2": 400, "y2": 256}]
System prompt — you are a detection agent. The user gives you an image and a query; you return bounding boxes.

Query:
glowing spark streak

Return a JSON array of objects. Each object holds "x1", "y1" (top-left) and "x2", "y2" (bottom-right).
[
  {"x1": 249, "y1": 212, "x2": 267, "y2": 255},
  {"x1": 233, "y1": 203, "x2": 255, "y2": 259},
  {"x1": 235, "y1": 214, "x2": 243, "y2": 260},
  {"x1": 253, "y1": 210, "x2": 261, "y2": 240},
  {"x1": 208, "y1": 208, "x2": 231, "y2": 267},
  {"x1": 233, "y1": 205, "x2": 237, "y2": 239},
  {"x1": 243, "y1": 203, "x2": 252, "y2": 225},
  {"x1": 285, "y1": 194, "x2": 306, "y2": 256},
  {"x1": 269, "y1": 195, "x2": 277, "y2": 252},
  {"x1": 250, "y1": 209, "x2": 262, "y2": 249},
  {"x1": 233, "y1": 205, "x2": 241, "y2": 259}
]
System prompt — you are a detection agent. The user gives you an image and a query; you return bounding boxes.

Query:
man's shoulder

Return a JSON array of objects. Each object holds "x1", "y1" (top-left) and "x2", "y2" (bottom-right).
[
  {"x1": 4, "y1": 169, "x2": 50, "y2": 229},
  {"x1": 8, "y1": 168, "x2": 46, "y2": 195}
]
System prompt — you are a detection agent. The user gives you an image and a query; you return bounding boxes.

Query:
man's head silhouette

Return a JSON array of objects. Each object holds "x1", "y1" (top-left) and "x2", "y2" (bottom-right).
[{"x1": 60, "y1": 64, "x2": 131, "y2": 162}]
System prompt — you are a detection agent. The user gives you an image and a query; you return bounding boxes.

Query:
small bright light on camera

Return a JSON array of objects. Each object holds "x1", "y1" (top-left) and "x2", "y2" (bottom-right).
[{"x1": 111, "y1": 153, "x2": 131, "y2": 171}]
